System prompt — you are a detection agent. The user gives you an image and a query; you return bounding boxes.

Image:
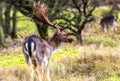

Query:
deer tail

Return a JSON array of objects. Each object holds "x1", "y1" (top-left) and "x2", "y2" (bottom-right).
[{"x1": 24, "y1": 41, "x2": 36, "y2": 57}]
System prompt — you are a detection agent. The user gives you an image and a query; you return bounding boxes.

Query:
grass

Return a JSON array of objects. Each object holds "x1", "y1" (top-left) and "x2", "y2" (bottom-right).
[
  {"x1": 0, "y1": 45, "x2": 120, "y2": 81},
  {"x1": 16, "y1": 12, "x2": 37, "y2": 37},
  {"x1": 0, "y1": 50, "x2": 25, "y2": 67},
  {"x1": 50, "y1": 45, "x2": 120, "y2": 81},
  {"x1": 86, "y1": 34, "x2": 120, "y2": 47}
]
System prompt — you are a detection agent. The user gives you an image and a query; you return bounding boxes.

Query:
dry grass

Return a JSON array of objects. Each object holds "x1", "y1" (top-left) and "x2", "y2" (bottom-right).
[
  {"x1": 49, "y1": 45, "x2": 120, "y2": 81},
  {"x1": 0, "y1": 43, "x2": 120, "y2": 81},
  {"x1": 0, "y1": 66, "x2": 30, "y2": 81}
]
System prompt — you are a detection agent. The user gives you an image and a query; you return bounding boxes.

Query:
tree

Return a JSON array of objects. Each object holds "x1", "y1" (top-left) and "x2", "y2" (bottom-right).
[
  {"x1": 0, "y1": 0, "x2": 68, "y2": 46},
  {"x1": 3, "y1": 3, "x2": 11, "y2": 38},
  {"x1": 3, "y1": 0, "x2": 97, "y2": 45},
  {"x1": 11, "y1": 6, "x2": 17, "y2": 38},
  {"x1": 0, "y1": 2, "x2": 4, "y2": 45},
  {"x1": 5, "y1": 0, "x2": 68, "y2": 39},
  {"x1": 57, "y1": 0, "x2": 97, "y2": 45},
  {"x1": 0, "y1": 1, "x2": 18, "y2": 39}
]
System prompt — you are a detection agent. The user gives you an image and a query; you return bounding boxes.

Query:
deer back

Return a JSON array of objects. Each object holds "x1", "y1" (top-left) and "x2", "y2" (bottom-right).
[
  {"x1": 100, "y1": 16, "x2": 116, "y2": 25},
  {"x1": 23, "y1": 35, "x2": 53, "y2": 63}
]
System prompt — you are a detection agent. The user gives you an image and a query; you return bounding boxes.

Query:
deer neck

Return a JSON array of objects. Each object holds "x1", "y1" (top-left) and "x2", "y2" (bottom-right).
[{"x1": 49, "y1": 33, "x2": 62, "y2": 50}]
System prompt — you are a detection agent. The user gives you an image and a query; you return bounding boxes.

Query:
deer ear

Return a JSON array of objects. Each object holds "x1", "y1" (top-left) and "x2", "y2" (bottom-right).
[{"x1": 33, "y1": 2, "x2": 36, "y2": 8}]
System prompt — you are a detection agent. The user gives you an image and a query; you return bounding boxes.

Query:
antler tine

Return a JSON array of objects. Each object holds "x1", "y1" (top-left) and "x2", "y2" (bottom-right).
[{"x1": 33, "y1": 1, "x2": 62, "y2": 31}]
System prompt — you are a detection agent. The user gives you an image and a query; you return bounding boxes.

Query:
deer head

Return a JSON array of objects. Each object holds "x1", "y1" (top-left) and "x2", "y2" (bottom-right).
[{"x1": 33, "y1": 1, "x2": 73, "y2": 43}]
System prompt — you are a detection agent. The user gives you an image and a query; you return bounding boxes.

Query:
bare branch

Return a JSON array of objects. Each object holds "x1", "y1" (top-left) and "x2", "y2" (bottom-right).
[
  {"x1": 87, "y1": 5, "x2": 95, "y2": 18},
  {"x1": 82, "y1": 0, "x2": 88, "y2": 17},
  {"x1": 72, "y1": 0, "x2": 81, "y2": 14}
]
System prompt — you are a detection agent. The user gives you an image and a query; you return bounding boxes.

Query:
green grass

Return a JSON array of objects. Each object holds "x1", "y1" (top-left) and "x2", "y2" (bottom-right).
[
  {"x1": 0, "y1": 46, "x2": 81, "y2": 67},
  {"x1": 52, "y1": 46, "x2": 82, "y2": 60},
  {"x1": 17, "y1": 12, "x2": 37, "y2": 36},
  {"x1": 86, "y1": 34, "x2": 120, "y2": 47},
  {"x1": 0, "y1": 50, "x2": 26, "y2": 67},
  {"x1": 0, "y1": 45, "x2": 120, "y2": 81}
]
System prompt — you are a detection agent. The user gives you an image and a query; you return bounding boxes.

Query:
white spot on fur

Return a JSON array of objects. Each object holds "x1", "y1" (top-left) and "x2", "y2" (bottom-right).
[
  {"x1": 31, "y1": 42, "x2": 35, "y2": 53},
  {"x1": 43, "y1": 56, "x2": 49, "y2": 67},
  {"x1": 25, "y1": 43, "x2": 28, "y2": 51}
]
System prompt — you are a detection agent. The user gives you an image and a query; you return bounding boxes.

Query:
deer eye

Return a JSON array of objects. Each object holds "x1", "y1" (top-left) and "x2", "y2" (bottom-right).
[{"x1": 63, "y1": 34, "x2": 66, "y2": 37}]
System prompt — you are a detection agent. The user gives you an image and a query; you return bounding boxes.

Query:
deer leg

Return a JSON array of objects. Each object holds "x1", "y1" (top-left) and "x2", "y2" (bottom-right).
[
  {"x1": 103, "y1": 24, "x2": 107, "y2": 33},
  {"x1": 30, "y1": 64, "x2": 35, "y2": 81},
  {"x1": 35, "y1": 64, "x2": 43, "y2": 81},
  {"x1": 27, "y1": 58, "x2": 35, "y2": 81},
  {"x1": 24, "y1": 53, "x2": 35, "y2": 81},
  {"x1": 46, "y1": 65, "x2": 51, "y2": 81},
  {"x1": 111, "y1": 21, "x2": 117, "y2": 32},
  {"x1": 44, "y1": 59, "x2": 51, "y2": 81}
]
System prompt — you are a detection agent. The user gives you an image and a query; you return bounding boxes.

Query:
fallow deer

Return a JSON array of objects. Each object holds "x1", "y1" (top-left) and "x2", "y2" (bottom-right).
[
  {"x1": 100, "y1": 15, "x2": 117, "y2": 33},
  {"x1": 22, "y1": 2, "x2": 73, "y2": 81}
]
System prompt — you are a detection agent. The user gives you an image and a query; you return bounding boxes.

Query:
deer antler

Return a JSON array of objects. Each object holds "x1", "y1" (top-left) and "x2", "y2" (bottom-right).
[{"x1": 33, "y1": 1, "x2": 61, "y2": 31}]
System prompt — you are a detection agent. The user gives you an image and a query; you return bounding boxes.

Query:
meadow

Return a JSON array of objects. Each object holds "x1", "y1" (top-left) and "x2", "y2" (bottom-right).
[{"x1": 0, "y1": 6, "x2": 120, "y2": 81}]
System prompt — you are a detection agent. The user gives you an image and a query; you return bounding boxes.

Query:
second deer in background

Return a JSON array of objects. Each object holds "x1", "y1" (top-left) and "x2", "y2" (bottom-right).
[{"x1": 100, "y1": 15, "x2": 117, "y2": 33}]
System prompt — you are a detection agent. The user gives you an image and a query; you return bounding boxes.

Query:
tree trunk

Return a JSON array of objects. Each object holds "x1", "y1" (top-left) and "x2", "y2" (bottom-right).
[
  {"x1": 0, "y1": 2, "x2": 4, "y2": 46},
  {"x1": 35, "y1": 21, "x2": 48, "y2": 39},
  {"x1": 76, "y1": 31, "x2": 82, "y2": 45},
  {"x1": 11, "y1": 6, "x2": 17, "y2": 39},
  {"x1": 3, "y1": 3, "x2": 11, "y2": 38},
  {"x1": 0, "y1": 29, "x2": 3, "y2": 46}
]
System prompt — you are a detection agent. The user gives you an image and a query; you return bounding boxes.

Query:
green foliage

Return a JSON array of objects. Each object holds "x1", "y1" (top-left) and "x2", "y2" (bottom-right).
[
  {"x1": 17, "y1": 12, "x2": 37, "y2": 36},
  {"x1": 93, "y1": 6, "x2": 112, "y2": 17}
]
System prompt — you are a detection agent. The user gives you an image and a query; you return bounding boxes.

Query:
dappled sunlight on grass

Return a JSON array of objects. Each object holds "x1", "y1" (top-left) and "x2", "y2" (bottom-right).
[
  {"x1": 0, "y1": 48, "x2": 26, "y2": 67},
  {"x1": 51, "y1": 45, "x2": 82, "y2": 61}
]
